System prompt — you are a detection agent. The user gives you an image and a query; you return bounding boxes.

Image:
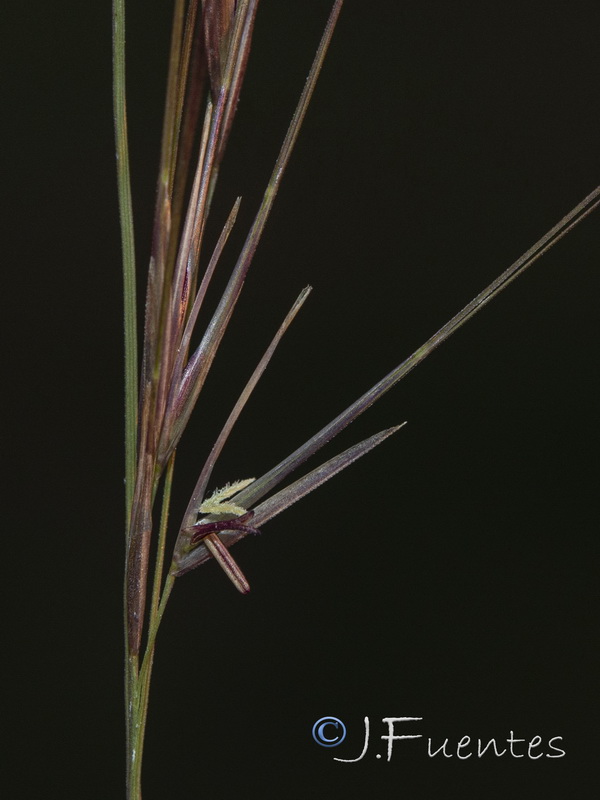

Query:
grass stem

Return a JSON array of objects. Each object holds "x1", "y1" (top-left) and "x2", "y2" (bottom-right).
[{"x1": 112, "y1": 0, "x2": 138, "y2": 520}]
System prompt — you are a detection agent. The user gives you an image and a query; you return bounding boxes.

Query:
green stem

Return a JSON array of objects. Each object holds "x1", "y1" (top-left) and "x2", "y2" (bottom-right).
[
  {"x1": 127, "y1": 458, "x2": 177, "y2": 799},
  {"x1": 113, "y1": 0, "x2": 138, "y2": 519},
  {"x1": 113, "y1": 0, "x2": 139, "y2": 795},
  {"x1": 149, "y1": 454, "x2": 176, "y2": 620},
  {"x1": 125, "y1": 653, "x2": 140, "y2": 800},
  {"x1": 128, "y1": 576, "x2": 175, "y2": 799}
]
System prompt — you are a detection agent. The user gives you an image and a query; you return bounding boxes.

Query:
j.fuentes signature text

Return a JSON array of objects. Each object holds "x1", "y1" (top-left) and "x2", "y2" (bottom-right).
[{"x1": 312, "y1": 717, "x2": 565, "y2": 762}]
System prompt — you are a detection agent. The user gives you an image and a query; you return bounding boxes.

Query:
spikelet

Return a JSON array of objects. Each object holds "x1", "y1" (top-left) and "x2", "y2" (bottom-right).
[{"x1": 198, "y1": 478, "x2": 255, "y2": 516}]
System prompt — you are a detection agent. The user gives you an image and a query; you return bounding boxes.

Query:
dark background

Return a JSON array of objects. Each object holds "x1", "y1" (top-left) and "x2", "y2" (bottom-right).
[{"x1": 5, "y1": 1, "x2": 599, "y2": 797}]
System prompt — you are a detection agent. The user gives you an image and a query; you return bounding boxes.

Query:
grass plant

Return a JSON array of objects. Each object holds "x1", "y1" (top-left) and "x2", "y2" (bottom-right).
[{"x1": 113, "y1": 2, "x2": 598, "y2": 797}]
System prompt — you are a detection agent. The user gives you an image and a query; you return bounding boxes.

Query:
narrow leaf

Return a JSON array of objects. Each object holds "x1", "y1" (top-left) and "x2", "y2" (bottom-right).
[
  {"x1": 203, "y1": 0, "x2": 235, "y2": 94},
  {"x1": 113, "y1": 0, "x2": 138, "y2": 516},
  {"x1": 169, "y1": 4, "x2": 207, "y2": 268},
  {"x1": 213, "y1": 185, "x2": 600, "y2": 516},
  {"x1": 141, "y1": 0, "x2": 187, "y2": 404},
  {"x1": 167, "y1": 196, "x2": 242, "y2": 400},
  {"x1": 211, "y1": 0, "x2": 260, "y2": 180},
  {"x1": 159, "y1": 2, "x2": 256, "y2": 435},
  {"x1": 179, "y1": 285, "x2": 312, "y2": 531},
  {"x1": 164, "y1": 1, "x2": 344, "y2": 460}
]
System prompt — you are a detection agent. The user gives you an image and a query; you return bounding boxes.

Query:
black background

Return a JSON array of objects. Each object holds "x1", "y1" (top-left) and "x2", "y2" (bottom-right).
[{"x1": 5, "y1": 1, "x2": 599, "y2": 798}]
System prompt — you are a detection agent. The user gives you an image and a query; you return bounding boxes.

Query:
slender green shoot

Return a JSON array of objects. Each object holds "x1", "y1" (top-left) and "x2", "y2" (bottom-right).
[{"x1": 112, "y1": 0, "x2": 137, "y2": 520}]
